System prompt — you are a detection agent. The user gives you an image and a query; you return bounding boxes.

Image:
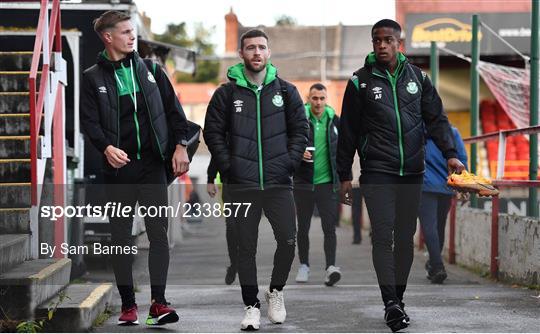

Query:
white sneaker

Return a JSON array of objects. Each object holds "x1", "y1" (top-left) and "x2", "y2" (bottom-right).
[
  {"x1": 265, "y1": 289, "x2": 286, "y2": 324},
  {"x1": 240, "y1": 306, "x2": 260, "y2": 331},
  {"x1": 325, "y1": 265, "x2": 342, "y2": 286},
  {"x1": 295, "y1": 264, "x2": 310, "y2": 283}
]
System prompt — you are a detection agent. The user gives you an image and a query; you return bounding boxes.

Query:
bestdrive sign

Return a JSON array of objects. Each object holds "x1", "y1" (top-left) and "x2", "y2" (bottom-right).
[
  {"x1": 405, "y1": 13, "x2": 531, "y2": 55},
  {"x1": 411, "y1": 18, "x2": 482, "y2": 46}
]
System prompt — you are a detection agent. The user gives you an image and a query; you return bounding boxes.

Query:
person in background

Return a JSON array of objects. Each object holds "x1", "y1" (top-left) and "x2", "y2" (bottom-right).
[
  {"x1": 419, "y1": 126, "x2": 468, "y2": 284},
  {"x1": 207, "y1": 158, "x2": 239, "y2": 285},
  {"x1": 293, "y1": 83, "x2": 342, "y2": 286}
]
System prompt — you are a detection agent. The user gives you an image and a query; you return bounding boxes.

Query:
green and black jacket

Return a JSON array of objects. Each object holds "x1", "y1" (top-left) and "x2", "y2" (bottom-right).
[
  {"x1": 203, "y1": 63, "x2": 308, "y2": 191},
  {"x1": 294, "y1": 104, "x2": 340, "y2": 192},
  {"x1": 337, "y1": 52, "x2": 457, "y2": 181},
  {"x1": 81, "y1": 51, "x2": 188, "y2": 169}
]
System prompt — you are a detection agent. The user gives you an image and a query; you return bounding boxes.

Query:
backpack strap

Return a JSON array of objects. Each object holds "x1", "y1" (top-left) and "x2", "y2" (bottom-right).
[
  {"x1": 219, "y1": 81, "x2": 235, "y2": 126},
  {"x1": 349, "y1": 68, "x2": 372, "y2": 136},
  {"x1": 353, "y1": 67, "x2": 370, "y2": 109},
  {"x1": 408, "y1": 63, "x2": 426, "y2": 92},
  {"x1": 277, "y1": 77, "x2": 289, "y2": 111},
  {"x1": 143, "y1": 58, "x2": 158, "y2": 77}
]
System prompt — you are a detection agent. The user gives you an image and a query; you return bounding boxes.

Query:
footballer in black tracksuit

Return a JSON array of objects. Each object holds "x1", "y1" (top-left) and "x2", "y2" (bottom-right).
[
  {"x1": 338, "y1": 51, "x2": 458, "y2": 310},
  {"x1": 293, "y1": 104, "x2": 340, "y2": 273},
  {"x1": 204, "y1": 62, "x2": 308, "y2": 307},
  {"x1": 81, "y1": 50, "x2": 188, "y2": 308}
]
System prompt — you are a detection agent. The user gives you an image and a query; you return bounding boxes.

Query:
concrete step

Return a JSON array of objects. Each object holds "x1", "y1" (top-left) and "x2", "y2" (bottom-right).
[
  {"x1": 0, "y1": 258, "x2": 71, "y2": 319},
  {"x1": 0, "y1": 72, "x2": 41, "y2": 92},
  {"x1": 0, "y1": 208, "x2": 30, "y2": 234},
  {"x1": 0, "y1": 52, "x2": 34, "y2": 71},
  {"x1": 0, "y1": 183, "x2": 31, "y2": 208},
  {"x1": 0, "y1": 234, "x2": 28, "y2": 274},
  {"x1": 36, "y1": 283, "x2": 113, "y2": 332},
  {"x1": 0, "y1": 135, "x2": 30, "y2": 158},
  {"x1": 0, "y1": 113, "x2": 30, "y2": 136},
  {"x1": 0, "y1": 159, "x2": 30, "y2": 183},
  {"x1": 0, "y1": 92, "x2": 30, "y2": 114}
]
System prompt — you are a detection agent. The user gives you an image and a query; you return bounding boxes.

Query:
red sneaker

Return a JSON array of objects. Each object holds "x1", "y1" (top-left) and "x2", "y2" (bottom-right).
[
  {"x1": 146, "y1": 302, "x2": 179, "y2": 326},
  {"x1": 118, "y1": 304, "x2": 139, "y2": 326}
]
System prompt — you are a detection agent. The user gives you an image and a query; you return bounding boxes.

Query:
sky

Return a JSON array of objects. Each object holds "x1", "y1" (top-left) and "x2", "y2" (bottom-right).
[{"x1": 133, "y1": 0, "x2": 396, "y2": 55}]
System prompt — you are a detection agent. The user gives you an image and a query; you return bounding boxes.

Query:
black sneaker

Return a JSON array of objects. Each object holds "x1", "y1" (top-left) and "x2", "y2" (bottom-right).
[
  {"x1": 384, "y1": 301, "x2": 408, "y2": 332},
  {"x1": 425, "y1": 260, "x2": 433, "y2": 279},
  {"x1": 225, "y1": 266, "x2": 237, "y2": 285},
  {"x1": 399, "y1": 301, "x2": 410, "y2": 325},
  {"x1": 430, "y1": 268, "x2": 448, "y2": 284}
]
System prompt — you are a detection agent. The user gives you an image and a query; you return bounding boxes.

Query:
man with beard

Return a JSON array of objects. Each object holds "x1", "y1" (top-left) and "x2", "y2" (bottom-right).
[
  {"x1": 204, "y1": 29, "x2": 308, "y2": 331},
  {"x1": 337, "y1": 19, "x2": 465, "y2": 332}
]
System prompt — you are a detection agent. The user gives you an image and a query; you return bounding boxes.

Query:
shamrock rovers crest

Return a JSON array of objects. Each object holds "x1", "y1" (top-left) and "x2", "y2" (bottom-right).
[
  {"x1": 406, "y1": 81, "x2": 418, "y2": 94},
  {"x1": 272, "y1": 94, "x2": 284, "y2": 107}
]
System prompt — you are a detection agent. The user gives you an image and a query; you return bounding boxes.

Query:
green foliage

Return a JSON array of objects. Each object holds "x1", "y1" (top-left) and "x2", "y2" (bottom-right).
[
  {"x1": 92, "y1": 305, "x2": 112, "y2": 328},
  {"x1": 15, "y1": 320, "x2": 44, "y2": 333},
  {"x1": 175, "y1": 59, "x2": 220, "y2": 84},
  {"x1": 154, "y1": 22, "x2": 219, "y2": 83},
  {"x1": 154, "y1": 23, "x2": 191, "y2": 48},
  {"x1": 14, "y1": 291, "x2": 71, "y2": 333},
  {"x1": 69, "y1": 278, "x2": 87, "y2": 284},
  {"x1": 275, "y1": 15, "x2": 297, "y2": 26}
]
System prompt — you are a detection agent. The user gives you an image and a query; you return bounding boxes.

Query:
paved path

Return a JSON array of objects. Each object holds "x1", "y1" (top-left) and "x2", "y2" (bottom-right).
[{"x1": 89, "y1": 209, "x2": 540, "y2": 332}]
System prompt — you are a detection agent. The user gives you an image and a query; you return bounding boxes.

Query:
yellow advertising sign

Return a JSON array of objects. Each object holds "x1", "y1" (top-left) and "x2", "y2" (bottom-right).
[{"x1": 411, "y1": 18, "x2": 483, "y2": 44}]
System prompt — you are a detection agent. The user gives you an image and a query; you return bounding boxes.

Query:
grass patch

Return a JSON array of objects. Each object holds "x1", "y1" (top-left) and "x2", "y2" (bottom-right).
[
  {"x1": 457, "y1": 263, "x2": 491, "y2": 279},
  {"x1": 92, "y1": 305, "x2": 112, "y2": 328},
  {"x1": 70, "y1": 278, "x2": 87, "y2": 284}
]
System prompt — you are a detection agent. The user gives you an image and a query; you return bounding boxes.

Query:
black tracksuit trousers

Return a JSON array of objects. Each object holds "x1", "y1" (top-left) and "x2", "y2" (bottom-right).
[
  {"x1": 293, "y1": 183, "x2": 338, "y2": 269},
  {"x1": 360, "y1": 173, "x2": 423, "y2": 306},
  {"x1": 104, "y1": 157, "x2": 170, "y2": 307},
  {"x1": 222, "y1": 184, "x2": 239, "y2": 269},
  {"x1": 229, "y1": 188, "x2": 297, "y2": 307}
]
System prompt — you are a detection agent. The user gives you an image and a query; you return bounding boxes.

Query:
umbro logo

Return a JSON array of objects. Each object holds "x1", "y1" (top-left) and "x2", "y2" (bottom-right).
[
  {"x1": 372, "y1": 87, "x2": 383, "y2": 100},
  {"x1": 98, "y1": 86, "x2": 107, "y2": 94},
  {"x1": 360, "y1": 83, "x2": 367, "y2": 89},
  {"x1": 233, "y1": 100, "x2": 243, "y2": 113}
]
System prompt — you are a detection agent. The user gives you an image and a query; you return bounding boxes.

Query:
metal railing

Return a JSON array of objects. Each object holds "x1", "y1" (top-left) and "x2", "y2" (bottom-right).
[
  {"x1": 28, "y1": 0, "x2": 67, "y2": 258},
  {"x1": 448, "y1": 125, "x2": 540, "y2": 279},
  {"x1": 462, "y1": 125, "x2": 540, "y2": 179}
]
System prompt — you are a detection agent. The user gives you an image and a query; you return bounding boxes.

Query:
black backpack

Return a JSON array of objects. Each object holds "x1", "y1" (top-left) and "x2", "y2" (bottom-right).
[{"x1": 143, "y1": 59, "x2": 201, "y2": 184}]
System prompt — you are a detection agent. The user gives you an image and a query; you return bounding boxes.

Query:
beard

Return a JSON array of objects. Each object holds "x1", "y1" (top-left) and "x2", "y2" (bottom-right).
[{"x1": 244, "y1": 59, "x2": 266, "y2": 73}]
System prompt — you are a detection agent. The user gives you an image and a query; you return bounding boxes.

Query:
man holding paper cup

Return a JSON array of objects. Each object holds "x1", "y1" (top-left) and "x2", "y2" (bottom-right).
[{"x1": 293, "y1": 83, "x2": 342, "y2": 286}]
